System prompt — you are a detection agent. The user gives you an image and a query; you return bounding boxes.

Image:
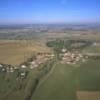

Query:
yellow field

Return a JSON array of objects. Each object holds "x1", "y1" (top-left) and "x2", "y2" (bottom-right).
[
  {"x1": 77, "y1": 91, "x2": 100, "y2": 100},
  {"x1": 0, "y1": 40, "x2": 51, "y2": 66}
]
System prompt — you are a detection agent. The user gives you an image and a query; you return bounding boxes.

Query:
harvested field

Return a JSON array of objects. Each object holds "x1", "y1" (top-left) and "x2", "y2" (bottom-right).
[
  {"x1": 0, "y1": 40, "x2": 51, "y2": 65},
  {"x1": 77, "y1": 91, "x2": 100, "y2": 100}
]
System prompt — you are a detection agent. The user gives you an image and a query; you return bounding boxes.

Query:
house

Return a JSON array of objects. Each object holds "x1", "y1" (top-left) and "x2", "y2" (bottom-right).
[
  {"x1": 1, "y1": 64, "x2": 7, "y2": 72},
  {"x1": 20, "y1": 72, "x2": 26, "y2": 79},
  {"x1": 64, "y1": 52, "x2": 71, "y2": 57},
  {"x1": 21, "y1": 65, "x2": 27, "y2": 69},
  {"x1": 2, "y1": 68, "x2": 6, "y2": 72},
  {"x1": 75, "y1": 57, "x2": 80, "y2": 62},
  {"x1": 30, "y1": 61, "x2": 38, "y2": 69},
  {"x1": 0, "y1": 64, "x2": 4, "y2": 71},
  {"x1": 14, "y1": 66, "x2": 18, "y2": 70},
  {"x1": 10, "y1": 67, "x2": 14, "y2": 72},
  {"x1": 71, "y1": 53, "x2": 75, "y2": 59},
  {"x1": 0, "y1": 64, "x2": 3, "y2": 68},
  {"x1": 93, "y1": 42, "x2": 97, "y2": 46},
  {"x1": 78, "y1": 54, "x2": 83, "y2": 58},
  {"x1": 6, "y1": 65, "x2": 14, "y2": 73},
  {"x1": 62, "y1": 55, "x2": 73, "y2": 64},
  {"x1": 62, "y1": 48, "x2": 67, "y2": 53}
]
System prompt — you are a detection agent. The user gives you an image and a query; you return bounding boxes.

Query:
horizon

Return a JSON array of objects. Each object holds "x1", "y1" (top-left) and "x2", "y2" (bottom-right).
[{"x1": 0, "y1": 0, "x2": 100, "y2": 24}]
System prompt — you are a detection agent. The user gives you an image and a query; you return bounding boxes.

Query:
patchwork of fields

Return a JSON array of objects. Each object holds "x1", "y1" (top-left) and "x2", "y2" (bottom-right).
[
  {"x1": 0, "y1": 59, "x2": 100, "y2": 100},
  {"x1": 0, "y1": 39, "x2": 100, "y2": 100}
]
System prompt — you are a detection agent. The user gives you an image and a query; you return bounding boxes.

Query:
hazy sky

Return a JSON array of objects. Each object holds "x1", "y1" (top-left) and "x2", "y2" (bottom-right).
[{"x1": 0, "y1": 0, "x2": 100, "y2": 24}]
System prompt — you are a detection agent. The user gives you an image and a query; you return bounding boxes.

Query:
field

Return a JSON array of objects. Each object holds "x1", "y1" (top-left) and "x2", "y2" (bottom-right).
[
  {"x1": 31, "y1": 59, "x2": 100, "y2": 100},
  {"x1": 0, "y1": 37, "x2": 100, "y2": 100},
  {"x1": 0, "y1": 68, "x2": 39, "y2": 100},
  {"x1": 77, "y1": 60, "x2": 100, "y2": 91},
  {"x1": 77, "y1": 91, "x2": 100, "y2": 100},
  {"x1": 0, "y1": 59, "x2": 100, "y2": 100},
  {"x1": 82, "y1": 44, "x2": 100, "y2": 53},
  {"x1": 0, "y1": 40, "x2": 51, "y2": 65},
  {"x1": 31, "y1": 63, "x2": 77, "y2": 100}
]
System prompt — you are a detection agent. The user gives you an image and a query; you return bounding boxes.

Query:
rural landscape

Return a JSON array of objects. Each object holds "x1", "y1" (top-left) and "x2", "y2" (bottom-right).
[
  {"x1": 0, "y1": 0, "x2": 100, "y2": 100},
  {"x1": 0, "y1": 24, "x2": 100, "y2": 100}
]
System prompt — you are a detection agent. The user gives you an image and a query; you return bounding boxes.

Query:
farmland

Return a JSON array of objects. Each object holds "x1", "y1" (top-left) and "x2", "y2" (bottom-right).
[
  {"x1": 0, "y1": 40, "x2": 51, "y2": 65},
  {"x1": 31, "y1": 63, "x2": 77, "y2": 100},
  {"x1": 0, "y1": 29, "x2": 100, "y2": 100},
  {"x1": 77, "y1": 91, "x2": 100, "y2": 100},
  {"x1": 0, "y1": 58, "x2": 100, "y2": 100},
  {"x1": 31, "y1": 59, "x2": 100, "y2": 100}
]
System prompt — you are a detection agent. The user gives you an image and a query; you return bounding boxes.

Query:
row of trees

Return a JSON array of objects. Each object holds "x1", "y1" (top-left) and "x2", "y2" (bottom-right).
[{"x1": 46, "y1": 39, "x2": 92, "y2": 53}]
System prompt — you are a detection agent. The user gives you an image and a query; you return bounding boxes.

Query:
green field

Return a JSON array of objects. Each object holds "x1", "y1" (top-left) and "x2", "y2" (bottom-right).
[
  {"x1": 0, "y1": 68, "x2": 40, "y2": 100},
  {"x1": 31, "y1": 63, "x2": 77, "y2": 100},
  {"x1": 31, "y1": 59, "x2": 100, "y2": 100},
  {"x1": 77, "y1": 59, "x2": 100, "y2": 91},
  {"x1": 82, "y1": 45, "x2": 100, "y2": 53},
  {"x1": 0, "y1": 59, "x2": 100, "y2": 100}
]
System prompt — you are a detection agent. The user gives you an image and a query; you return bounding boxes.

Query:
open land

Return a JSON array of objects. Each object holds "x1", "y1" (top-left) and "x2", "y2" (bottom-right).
[
  {"x1": 0, "y1": 40, "x2": 51, "y2": 65},
  {"x1": 0, "y1": 24, "x2": 100, "y2": 100},
  {"x1": 77, "y1": 91, "x2": 100, "y2": 100}
]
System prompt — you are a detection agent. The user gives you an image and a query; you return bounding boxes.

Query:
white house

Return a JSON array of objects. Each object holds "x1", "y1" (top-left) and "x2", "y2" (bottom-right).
[
  {"x1": 10, "y1": 67, "x2": 14, "y2": 73},
  {"x1": 21, "y1": 65, "x2": 27, "y2": 69},
  {"x1": 30, "y1": 61, "x2": 38, "y2": 69}
]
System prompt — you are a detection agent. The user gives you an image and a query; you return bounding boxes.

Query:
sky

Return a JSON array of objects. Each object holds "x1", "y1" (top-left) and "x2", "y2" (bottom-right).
[{"x1": 0, "y1": 0, "x2": 100, "y2": 24}]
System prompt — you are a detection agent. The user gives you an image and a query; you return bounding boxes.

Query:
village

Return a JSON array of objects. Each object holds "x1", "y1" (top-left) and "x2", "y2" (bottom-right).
[
  {"x1": 60, "y1": 48, "x2": 88, "y2": 64},
  {"x1": 0, "y1": 53, "x2": 55, "y2": 79},
  {"x1": 0, "y1": 47, "x2": 89, "y2": 80}
]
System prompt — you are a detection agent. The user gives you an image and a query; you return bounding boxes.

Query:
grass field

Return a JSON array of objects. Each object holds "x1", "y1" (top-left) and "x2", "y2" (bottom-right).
[
  {"x1": 0, "y1": 68, "x2": 40, "y2": 100},
  {"x1": 0, "y1": 57, "x2": 100, "y2": 100},
  {"x1": 31, "y1": 59, "x2": 100, "y2": 100},
  {"x1": 31, "y1": 63, "x2": 77, "y2": 100},
  {"x1": 0, "y1": 40, "x2": 51, "y2": 65},
  {"x1": 77, "y1": 60, "x2": 100, "y2": 91},
  {"x1": 82, "y1": 44, "x2": 100, "y2": 53}
]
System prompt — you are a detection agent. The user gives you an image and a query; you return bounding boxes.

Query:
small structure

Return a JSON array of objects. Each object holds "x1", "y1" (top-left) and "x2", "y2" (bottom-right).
[
  {"x1": 21, "y1": 65, "x2": 27, "y2": 69},
  {"x1": 20, "y1": 72, "x2": 26, "y2": 79},
  {"x1": 30, "y1": 61, "x2": 38, "y2": 69},
  {"x1": 0, "y1": 64, "x2": 4, "y2": 71},
  {"x1": 6, "y1": 65, "x2": 14, "y2": 73},
  {"x1": 93, "y1": 42, "x2": 97, "y2": 46},
  {"x1": 62, "y1": 48, "x2": 67, "y2": 53},
  {"x1": 78, "y1": 54, "x2": 83, "y2": 58},
  {"x1": 0, "y1": 64, "x2": 3, "y2": 68},
  {"x1": 14, "y1": 66, "x2": 19, "y2": 70},
  {"x1": 49, "y1": 54, "x2": 55, "y2": 59},
  {"x1": 2, "y1": 68, "x2": 6, "y2": 72},
  {"x1": 10, "y1": 67, "x2": 14, "y2": 72},
  {"x1": 64, "y1": 52, "x2": 71, "y2": 57}
]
